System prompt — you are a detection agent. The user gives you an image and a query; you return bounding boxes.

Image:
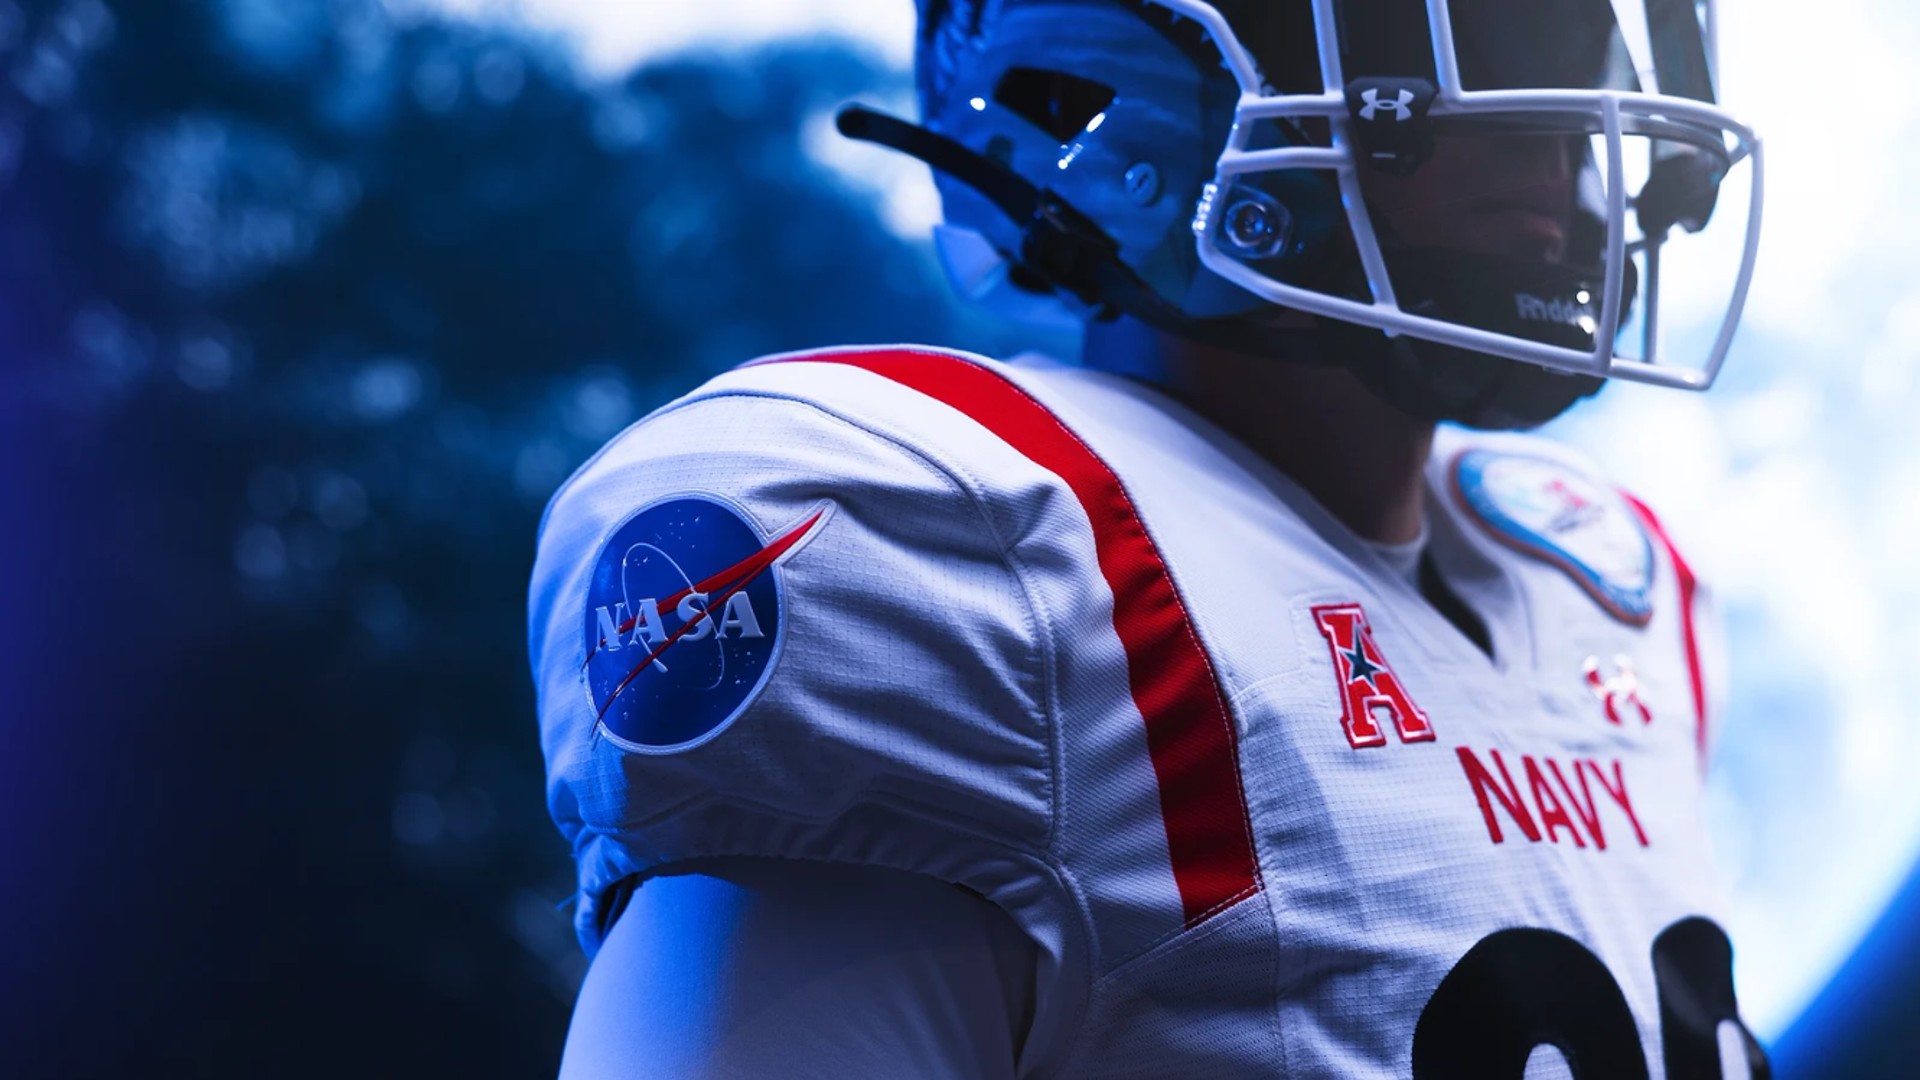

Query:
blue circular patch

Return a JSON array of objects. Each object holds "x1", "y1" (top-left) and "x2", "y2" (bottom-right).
[
  {"x1": 582, "y1": 495, "x2": 787, "y2": 752},
  {"x1": 1453, "y1": 449, "x2": 1655, "y2": 625}
]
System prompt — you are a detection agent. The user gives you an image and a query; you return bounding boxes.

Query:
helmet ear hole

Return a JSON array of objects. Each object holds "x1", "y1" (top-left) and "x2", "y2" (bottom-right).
[{"x1": 992, "y1": 67, "x2": 1117, "y2": 142}]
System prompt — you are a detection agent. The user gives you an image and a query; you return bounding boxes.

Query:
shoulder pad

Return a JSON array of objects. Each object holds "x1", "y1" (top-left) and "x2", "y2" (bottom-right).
[{"x1": 530, "y1": 372, "x2": 1058, "y2": 953}]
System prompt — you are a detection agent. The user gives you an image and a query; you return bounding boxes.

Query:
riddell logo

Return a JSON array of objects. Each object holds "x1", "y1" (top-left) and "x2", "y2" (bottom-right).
[{"x1": 1514, "y1": 293, "x2": 1588, "y2": 327}]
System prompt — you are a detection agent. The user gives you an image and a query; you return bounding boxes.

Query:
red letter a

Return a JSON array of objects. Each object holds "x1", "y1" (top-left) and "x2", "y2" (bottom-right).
[{"x1": 1312, "y1": 603, "x2": 1433, "y2": 749}]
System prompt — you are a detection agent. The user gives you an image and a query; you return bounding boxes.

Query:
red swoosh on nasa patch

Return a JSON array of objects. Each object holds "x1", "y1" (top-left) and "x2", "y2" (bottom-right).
[
  {"x1": 590, "y1": 507, "x2": 824, "y2": 720},
  {"x1": 585, "y1": 507, "x2": 825, "y2": 667}
]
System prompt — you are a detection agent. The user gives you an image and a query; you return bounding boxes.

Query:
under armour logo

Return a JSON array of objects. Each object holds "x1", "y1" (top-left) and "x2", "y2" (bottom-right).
[
  {"x1": 1358, "y1": 88, "x2": 1415, "y2": 122},
  {"x1": 1583, "y1": 655, "x2": 1652, "y2": 727}
]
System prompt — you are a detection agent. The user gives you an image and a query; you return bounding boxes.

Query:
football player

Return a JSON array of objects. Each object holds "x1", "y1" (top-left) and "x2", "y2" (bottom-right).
[{"x1": 530, "y1": 0, "x2": 1769, "y2": 1076}]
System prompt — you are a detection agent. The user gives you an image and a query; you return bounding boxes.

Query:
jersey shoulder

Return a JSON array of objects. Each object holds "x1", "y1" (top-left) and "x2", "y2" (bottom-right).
[
  {"x1": 530, "y1": 345, "x2": 1077, "y2": 954},
  {"x1": 1430, "y1": 426, "x2": 1676, "y2": 627}
]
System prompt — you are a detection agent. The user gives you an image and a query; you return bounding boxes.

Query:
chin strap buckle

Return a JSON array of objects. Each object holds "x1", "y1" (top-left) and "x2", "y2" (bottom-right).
[{"x1": 1345, "y1": 77, "x2": 1439, "y2": 176}]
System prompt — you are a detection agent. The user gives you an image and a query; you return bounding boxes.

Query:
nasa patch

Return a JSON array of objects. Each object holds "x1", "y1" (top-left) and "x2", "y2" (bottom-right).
[
  {"x1": 582, "y1": 494, "x2": 829, "y2": 753},
  {"x1": 1452, "y1": 449, "x2": 1655, "y2": 625}
]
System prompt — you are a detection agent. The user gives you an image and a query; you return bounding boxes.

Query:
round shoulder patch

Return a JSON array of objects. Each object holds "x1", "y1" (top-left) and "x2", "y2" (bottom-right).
[
  {"x1": 582, "y1": 494, "x2": 826, "y2": 753},
  {"x1": 1451, "y1": 449, "x2": 1655, "y2": 625}
]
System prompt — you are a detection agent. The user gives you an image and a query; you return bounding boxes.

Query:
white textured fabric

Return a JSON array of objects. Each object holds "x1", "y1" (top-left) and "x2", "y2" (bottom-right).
[{"x1": 530, "y1": 345, "x2": 1747, "y2": 1078}]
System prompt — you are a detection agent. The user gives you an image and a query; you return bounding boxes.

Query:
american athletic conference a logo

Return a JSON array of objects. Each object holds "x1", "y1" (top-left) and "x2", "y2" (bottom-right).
[
  {"x1": 1311, "y1": 603, "x2": 1433, "y2": 749},
  {"x1": 581, "y1": 494, "x2": 831, "y2": 753}
]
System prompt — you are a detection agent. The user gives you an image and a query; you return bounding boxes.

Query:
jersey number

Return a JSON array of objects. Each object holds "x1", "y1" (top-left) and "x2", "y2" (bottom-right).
[{"x1": 1411, "y1": 917, "x2": 1770, "y2": 1079}]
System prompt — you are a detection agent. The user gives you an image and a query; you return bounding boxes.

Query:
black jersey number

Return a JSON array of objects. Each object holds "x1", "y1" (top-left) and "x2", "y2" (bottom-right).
[{"x1": 1411, "y1": 917, "x2": 1770, "y2": 1079}]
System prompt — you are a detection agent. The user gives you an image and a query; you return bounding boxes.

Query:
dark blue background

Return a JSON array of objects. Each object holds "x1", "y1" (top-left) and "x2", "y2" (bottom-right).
[
  {"x1": 0, "y1": 0, "x2": 1029, "y2": 1073},
  {"x1": 0, "y1": 0, "x2": 1896, "y2": 1073}
]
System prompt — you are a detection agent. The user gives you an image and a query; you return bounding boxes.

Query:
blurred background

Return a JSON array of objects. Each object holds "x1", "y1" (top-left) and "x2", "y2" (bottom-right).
[{"x1": 0, "y1": 0, "x2": 1913, "y2": 1075}]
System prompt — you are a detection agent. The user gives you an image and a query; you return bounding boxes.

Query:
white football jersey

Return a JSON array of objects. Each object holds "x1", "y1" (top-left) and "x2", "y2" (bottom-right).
[{"x1": 529, "y1": 346, "x2": 1765, "y2": 1079}]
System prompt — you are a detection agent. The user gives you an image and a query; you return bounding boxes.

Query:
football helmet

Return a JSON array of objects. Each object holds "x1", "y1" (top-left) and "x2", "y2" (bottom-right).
[{"x1": 851, "y1": 0, "x2": 1763, "y2": 428}]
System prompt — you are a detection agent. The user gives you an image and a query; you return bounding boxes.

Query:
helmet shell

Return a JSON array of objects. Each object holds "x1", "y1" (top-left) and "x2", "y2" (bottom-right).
[{"x1": 920, "y1": 1, "x2": 1250, "y2": 321}]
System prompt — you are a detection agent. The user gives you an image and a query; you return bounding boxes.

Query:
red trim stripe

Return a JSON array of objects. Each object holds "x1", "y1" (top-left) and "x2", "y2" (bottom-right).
[
  {"x1": 1621, "y1": 493, "x2": 1707, "y2": 764},
  {"x1": 777, "y1": 349, "x2": 1260, "y2": 926}
]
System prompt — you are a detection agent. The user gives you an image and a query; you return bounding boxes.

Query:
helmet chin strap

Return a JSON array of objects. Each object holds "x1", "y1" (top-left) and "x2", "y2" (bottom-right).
[
  {"x1": 1331, "y1": 248, "x2": 1636, "y2": 430},
  {"x1": 839, "y1": 104, "x2": 1618, "y2": 430},
  {"x1": 1334, "y1": 328, "x2": 1607, "y2": 431}
]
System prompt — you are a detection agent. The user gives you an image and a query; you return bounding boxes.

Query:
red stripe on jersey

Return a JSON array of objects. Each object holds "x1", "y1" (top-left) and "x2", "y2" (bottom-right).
[
  {"x1": 774, "y1": 349, "x2": 1261, "y2": 927},
  {"x1": 1620, "y1": 493, "x2": 1706, "y2": 765}
]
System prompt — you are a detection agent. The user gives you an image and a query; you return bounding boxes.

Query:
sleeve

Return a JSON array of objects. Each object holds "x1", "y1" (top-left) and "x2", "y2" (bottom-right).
[
  {"x1": 527, "y1": 387, "x2": 1078, "y2": 1025},
  {"x1": 1618, "y1": 486, "x2": 1723, "y2": 767},
  {"x1": 557, "y1": 859, "x2": 1040, "y2": 1080},
  {"x1": 1668, "y1": 519, "x2": 1729, "y2": 765}
]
